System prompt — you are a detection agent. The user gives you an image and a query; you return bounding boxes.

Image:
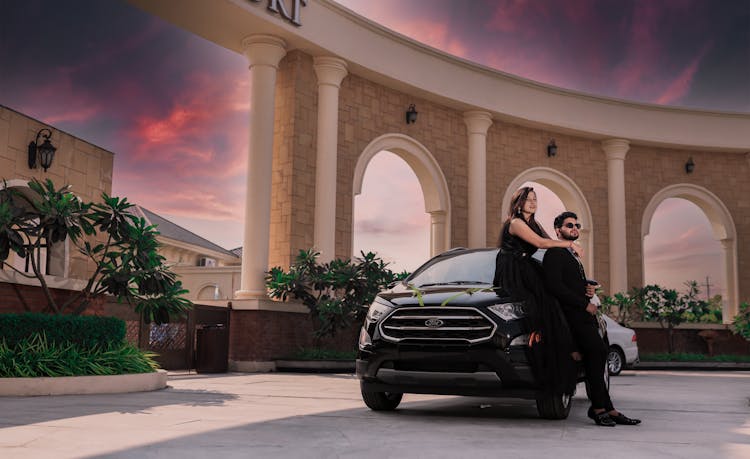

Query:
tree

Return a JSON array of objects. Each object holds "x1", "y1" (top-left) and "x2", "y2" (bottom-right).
[
  {"x1": 0, "y1": 179, "x2": 191, "y2": 323},
  {"x1": 266, "y1": 249, "x2": 408, "y2": 340}
]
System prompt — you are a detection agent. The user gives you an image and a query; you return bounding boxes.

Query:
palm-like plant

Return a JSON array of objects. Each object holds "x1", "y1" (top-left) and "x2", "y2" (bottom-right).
[
  {"x1": 266, "y1": 249, "x2": 407, "y2": 339},
  {"x1": 0, "y1": 179, "x2": 191, "y2": 323}
]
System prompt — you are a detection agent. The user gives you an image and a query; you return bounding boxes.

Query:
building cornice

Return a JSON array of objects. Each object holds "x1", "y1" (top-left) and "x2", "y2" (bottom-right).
[{"x1": 130, "y1": 0, "x2": 750, "y2": 152}]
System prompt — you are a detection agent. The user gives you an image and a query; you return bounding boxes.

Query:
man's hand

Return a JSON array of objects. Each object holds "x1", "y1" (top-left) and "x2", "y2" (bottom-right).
[
  {"x1": 585, "y1": 284, "x2": 596, "y2": 298},
  {"x1": 585, "y1": 303, "x2": 598, "y2": 315}
]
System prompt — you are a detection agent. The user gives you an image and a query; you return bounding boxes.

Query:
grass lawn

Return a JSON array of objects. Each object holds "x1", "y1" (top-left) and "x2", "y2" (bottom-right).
[{"x1": 641, "y1": 353, "x2": 750, "y2": 362}]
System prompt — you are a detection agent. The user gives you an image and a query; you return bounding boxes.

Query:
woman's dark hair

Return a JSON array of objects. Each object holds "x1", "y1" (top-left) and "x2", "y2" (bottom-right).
[{"x1": 498, "y1": 186, "x2": 549, "y2": 246}]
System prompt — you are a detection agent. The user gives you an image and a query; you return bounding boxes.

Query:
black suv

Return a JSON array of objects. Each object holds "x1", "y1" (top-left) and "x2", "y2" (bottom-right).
[{"x1": 357, "y1": 247, "x2": 606, "y2": 419}]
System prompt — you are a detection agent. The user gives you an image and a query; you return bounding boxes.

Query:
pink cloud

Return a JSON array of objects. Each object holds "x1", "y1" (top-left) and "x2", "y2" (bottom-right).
[
  {"x1": 124, "y1": 71, "x2": 248, "y2": 168},
  {"x1": 656, "y1": 44, "x2": 711, "y2": 105},
  {"x1": 43, "y1": 104, "x2": 102, "y2": 125},
  {"x1": 613, "y1": 2, "x2": 664, "y2": 96},
  {"x1": 486, "y1": 0, "x2": 553, "y2": 36}
]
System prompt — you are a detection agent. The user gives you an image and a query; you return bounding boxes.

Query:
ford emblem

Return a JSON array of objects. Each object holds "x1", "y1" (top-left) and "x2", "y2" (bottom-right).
[{"x1": 425, "y1": 318, "x2": 444, "y2": 328}]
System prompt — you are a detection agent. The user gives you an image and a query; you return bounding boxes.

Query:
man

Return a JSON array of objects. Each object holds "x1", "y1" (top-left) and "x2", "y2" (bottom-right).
[{"x1": 542, "y1": 211, "x2": 641, "y2": 427}]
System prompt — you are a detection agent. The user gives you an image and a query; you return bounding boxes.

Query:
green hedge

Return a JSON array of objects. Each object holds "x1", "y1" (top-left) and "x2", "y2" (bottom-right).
[
  {"x1": 0, "y1": 313, "x2": 126, "y2": 349},
  {"x1": 0, "y1": 332, "x2": 158, "y2": 377}
]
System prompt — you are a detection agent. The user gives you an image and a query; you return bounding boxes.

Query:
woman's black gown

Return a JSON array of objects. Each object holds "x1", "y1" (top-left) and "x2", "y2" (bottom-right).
[{"x1": 493, "y1": 221, "x2": 578, "y2": 396}]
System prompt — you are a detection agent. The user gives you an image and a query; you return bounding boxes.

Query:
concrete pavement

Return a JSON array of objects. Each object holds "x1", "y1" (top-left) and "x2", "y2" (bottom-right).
[{"x1": 0, "y1": 370, "x2": 748, "y2": 458}]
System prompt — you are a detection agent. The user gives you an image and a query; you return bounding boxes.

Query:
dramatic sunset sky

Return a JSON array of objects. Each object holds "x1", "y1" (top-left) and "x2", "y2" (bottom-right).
[{"x1": 2, "y1": 0, "x2": 748, "y2": 297}]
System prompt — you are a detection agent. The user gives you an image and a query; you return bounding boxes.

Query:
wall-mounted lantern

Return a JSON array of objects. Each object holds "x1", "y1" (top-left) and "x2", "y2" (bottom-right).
[
  {"x1": 547, "y1": 139, "x2": 557, "y2": 157},
  {"x1": 685, "y1": 157, "x2": 695, "y2": 174},
  {"x1": 28, "y1": 128, "x2": 57, "y2": 172},
  {"x1": 405, "y1": 104, "x2": 418, "y2": 124}
]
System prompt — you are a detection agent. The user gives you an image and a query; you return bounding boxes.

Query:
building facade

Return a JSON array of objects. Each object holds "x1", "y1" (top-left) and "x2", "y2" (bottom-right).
[{"x1": 126, "y1": 0, "x2": 750, "y2": 369}]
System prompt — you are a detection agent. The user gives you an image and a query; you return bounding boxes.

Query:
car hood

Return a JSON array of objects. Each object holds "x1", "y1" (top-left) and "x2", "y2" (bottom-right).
[{"x1": 378, "y1": 283, "x2": 513, "y2": 308}]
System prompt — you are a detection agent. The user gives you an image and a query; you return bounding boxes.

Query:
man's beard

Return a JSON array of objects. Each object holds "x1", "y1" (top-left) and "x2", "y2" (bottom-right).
[{"x1": 560, "y1": 233, "x2": 579, "y2": 242}]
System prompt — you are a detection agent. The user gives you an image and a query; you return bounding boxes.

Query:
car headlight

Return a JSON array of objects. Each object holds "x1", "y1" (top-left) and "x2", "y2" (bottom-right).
[
  {"x1": 358, "y1": 326, "x2": 372, "y2": 349},
  {"x1": 509, "y1": 334, "x2": 529, "y2": 346},
  {"x1": 488, "y1": 302, "x2": 525, "y2": 321},
  {"x1": 365, "y1": 298, "x2": 394, "y2": 324}
]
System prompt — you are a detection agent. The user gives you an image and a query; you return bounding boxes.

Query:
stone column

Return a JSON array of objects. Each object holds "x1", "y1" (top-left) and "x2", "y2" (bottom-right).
[
  {"x1": 235, "y1": 35, "x2": 286, "y2": 299},
  {"x1": 430, "y1": 210, "x2": 447, "y2": 255},
  {"x1": 463, "y1": 111, "x2": 493, "y2": 248},
  {"x1": 720, "y1": 238, "x2": 738, "y2": 324},
  {"x1": 602, "y1": 139, "x2": 630, "y2": 295},
  {"x1": 313, "y1": 57, "x2": 348, "y2": 262}
]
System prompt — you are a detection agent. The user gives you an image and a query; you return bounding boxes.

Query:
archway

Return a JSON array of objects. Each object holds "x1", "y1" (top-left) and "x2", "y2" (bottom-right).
[
  {"x1": 197, "y1": 283, "x2": 221, "y2": 300},
  {"x1": 503, "y1": 167, "x2": 595, "y2": 276},
  {"x1": 641, "y1": 184, "x2": 738, "y2": 323},
  {"x1": 353, "y1": 133, "x2": 451, "y2": 258}
]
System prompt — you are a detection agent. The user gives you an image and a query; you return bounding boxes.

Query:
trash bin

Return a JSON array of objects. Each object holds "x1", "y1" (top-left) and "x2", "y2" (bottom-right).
[{"x1": 195, "y1": 324, "x2": 229, "y2": 373}]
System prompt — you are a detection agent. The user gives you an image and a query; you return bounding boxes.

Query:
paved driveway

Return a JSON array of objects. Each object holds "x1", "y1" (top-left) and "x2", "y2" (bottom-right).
[{"x1": 1, "y1": 370, "x2": 748, "y2": 458}]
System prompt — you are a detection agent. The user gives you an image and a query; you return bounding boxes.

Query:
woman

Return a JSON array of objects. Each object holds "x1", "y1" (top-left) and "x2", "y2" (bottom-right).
[{"x1": 493, "y1": 186, "x2": 579, "y2": 396}]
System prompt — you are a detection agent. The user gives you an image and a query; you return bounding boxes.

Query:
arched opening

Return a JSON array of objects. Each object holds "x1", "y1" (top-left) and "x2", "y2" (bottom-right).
[
  {"x1": 503, "y1": 168, "x2": 594, "y2": 276},
  {"x1": 352, "y1": 151, "x2": 430, "y2": 273},
  {"x1": 353, "y1": 133, "x2": 451, "y2": 271},
  {"x1": 644, "y1": 198, "x2": 724, "y2": 307},
  {"x1": 0, "y1": 179, "x2": 68, "y2": 278},
  {"x1": 197, "y1": 284, "x2": 221, "y2": 300},
  {"x1": 641, "y1": 184, "x2": 738, "y2": 324},
  {"x1": 518, "y1": 181, "x2": 565, "y2": 239}
]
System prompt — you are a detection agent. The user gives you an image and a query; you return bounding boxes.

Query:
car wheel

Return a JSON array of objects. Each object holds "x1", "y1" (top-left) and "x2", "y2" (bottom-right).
[
  {"x1": 535, "y1": 391, "x2": 573, "y2": 419},
  {"x1": 607, "y1": 347, "x2": 625, "y2": 376},
  {"x1": 360, "y1": 384, "x2": 403, "y2": 411}
]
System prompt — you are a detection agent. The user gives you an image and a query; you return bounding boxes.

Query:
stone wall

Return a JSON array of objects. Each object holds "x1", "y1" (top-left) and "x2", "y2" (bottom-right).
[
  {"x1": 267, "y1": 49, "x2": 750, "y2": 310},
  {"x1": 624, "y1": 145, "x2": 750, "y2": 299},
  {"x1": 0, "y1": 105, "x2": 114, "y2": 280}
]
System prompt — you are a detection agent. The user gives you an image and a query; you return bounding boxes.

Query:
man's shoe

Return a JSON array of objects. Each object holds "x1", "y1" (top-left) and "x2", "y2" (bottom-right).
[
  {"x1": 609, "y1": 412, "x2": 641, "y2": 425},
  {"x1": 587, "y1": 407, "x2": 616, "y2": 427},
  {"x1": 592, "y1": 412, "x2": 616, "y2": 427}
]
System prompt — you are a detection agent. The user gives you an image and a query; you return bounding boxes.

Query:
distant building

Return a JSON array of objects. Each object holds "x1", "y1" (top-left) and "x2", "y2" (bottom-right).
[{"x1": 0, "y1": 105, "x2": 238, "y2": 304}]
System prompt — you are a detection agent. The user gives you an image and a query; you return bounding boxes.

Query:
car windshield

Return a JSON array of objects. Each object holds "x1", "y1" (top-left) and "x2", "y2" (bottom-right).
[{"x1": 408, "y1": 250, "x2": 498, "y2": 288}]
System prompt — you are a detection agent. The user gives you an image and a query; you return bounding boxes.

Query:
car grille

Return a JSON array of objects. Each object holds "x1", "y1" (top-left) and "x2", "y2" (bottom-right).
[{"x1": 379, "y1": 307, "x2": 496, "y2": 344}]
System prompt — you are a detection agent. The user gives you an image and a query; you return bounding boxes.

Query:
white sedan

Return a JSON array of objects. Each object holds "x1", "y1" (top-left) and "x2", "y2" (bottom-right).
[{"x1": 602, "y1": 315, "x2": 639, "y2": 375}]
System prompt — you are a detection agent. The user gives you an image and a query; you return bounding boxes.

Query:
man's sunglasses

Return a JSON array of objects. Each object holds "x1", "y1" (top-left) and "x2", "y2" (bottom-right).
[{"x1": 563, "y1": 223, "x2": 581, "y2": 229}]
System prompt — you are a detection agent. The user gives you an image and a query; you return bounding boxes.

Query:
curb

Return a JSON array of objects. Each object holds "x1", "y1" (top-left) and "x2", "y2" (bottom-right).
[
  {"x1": 633, "y1": 361, "x2": 750, "y2": 371},
  {"x1": 0, "y1": 369, "x2": 168, "y2": 396}
]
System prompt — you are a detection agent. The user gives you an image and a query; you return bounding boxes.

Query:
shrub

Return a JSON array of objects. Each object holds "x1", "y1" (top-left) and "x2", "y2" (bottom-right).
[
  {"x1": 0, "y1": 332, "x2": 158, "y2": 377},
  {"x1": 636, "y1": 283, "x2": 696, "y2": 354},
  {"x1": 732, "y1": 302, "x2": 750, "y2": 341},
  {"x1": 266, "y1": 249, "x2": 408, "y2": 339},
  {"x1": 601, "y1": 291, "x2": 641, "y2": 326},
  {"x1": 0, "y1": 312, "x2": 125, "y2": 349}
]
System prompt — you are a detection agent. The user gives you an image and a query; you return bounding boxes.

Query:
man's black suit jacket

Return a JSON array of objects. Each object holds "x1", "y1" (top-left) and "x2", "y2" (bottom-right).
[{"x1": 543, "y1": 247, "x2": 597, "y2": 327}]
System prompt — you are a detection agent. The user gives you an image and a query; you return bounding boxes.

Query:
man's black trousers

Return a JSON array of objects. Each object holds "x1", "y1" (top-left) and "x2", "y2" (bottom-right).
[{"x1": 570, "y1": 320, "x2": 614, "y2": 411}]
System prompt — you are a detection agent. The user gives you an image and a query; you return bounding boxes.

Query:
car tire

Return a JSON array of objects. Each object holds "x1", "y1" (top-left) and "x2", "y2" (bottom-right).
[
  {"x1": 607, "y1": 347, "x2": 625, "y2": 376},
  {"x1": 535, "y1": 391, "x2": 573, "y2": 419},
  {"x1": 361, "y1": 385, "x2": 403, "y2": 411}
]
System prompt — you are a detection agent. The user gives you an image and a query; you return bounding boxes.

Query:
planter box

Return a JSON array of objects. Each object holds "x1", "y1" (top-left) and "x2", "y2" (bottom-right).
[
  {"x1": 0, "y1": 369, "x2": 168, "y2": 396},
  {"x1": 274, "y1": 359, "x2": 355, "y2": 373},
  {"x1": 631, "y1": 325, "x2": 750, "y2": 355}
]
